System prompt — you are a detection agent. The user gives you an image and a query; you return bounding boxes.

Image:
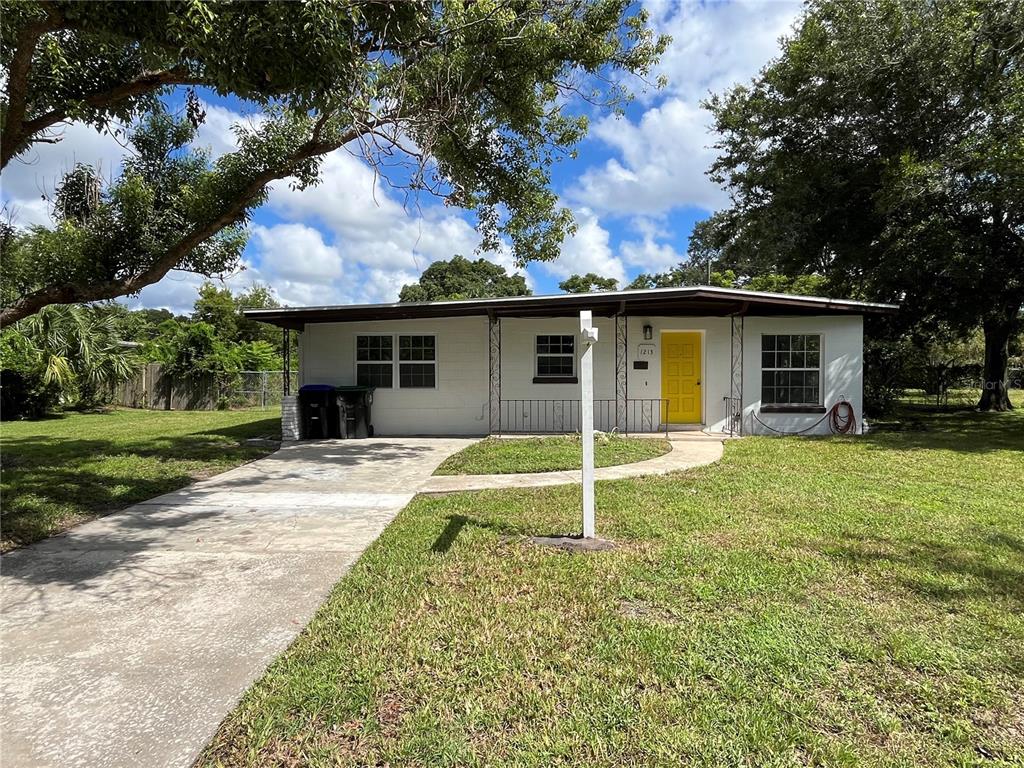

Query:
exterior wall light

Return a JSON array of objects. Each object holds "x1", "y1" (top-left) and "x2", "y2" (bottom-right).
[{"x1": 643, "y1": 324, "x2": 653, "y2": 340}]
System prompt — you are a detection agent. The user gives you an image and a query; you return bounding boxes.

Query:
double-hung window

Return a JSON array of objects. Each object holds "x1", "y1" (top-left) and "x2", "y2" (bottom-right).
[
  {"x1": 534, "y1": 335, "x2": 575, "y2": 382},
  {"x1": 356, "y1": 335, "x2": 394, "y2": 388},
  {"x1": 761, "y1": 334, "x2": 822, "y2": 407},
  {"x1": 355, "y1": 334, "x2": 436, "y2": 389},
  {"x1": 398, "y1": 335, "x2": 436, "y2": 388}
]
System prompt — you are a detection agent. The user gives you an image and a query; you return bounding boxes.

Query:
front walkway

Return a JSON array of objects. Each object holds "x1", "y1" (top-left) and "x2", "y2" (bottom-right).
[
  {"x1": 0, "y1": 437, "x2": 475, "y2": 768},
  {"x1": 421, "y1": 433, "x2": 725, "y2": 493}
]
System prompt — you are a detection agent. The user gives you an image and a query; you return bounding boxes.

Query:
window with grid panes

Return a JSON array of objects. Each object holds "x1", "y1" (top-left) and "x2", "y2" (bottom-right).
[
  {"x1": 398, "y1": 335, "x2": 436, "y2": 388},
  {"x1": 535, "y1": 335, "x2": 575, "y2": 378},
  {"x1": 761, "y1": 334, "x2": 822, "y2": 406},
  {"x1": 356, "y1": 335, "x2": 393, "y2": 387}
]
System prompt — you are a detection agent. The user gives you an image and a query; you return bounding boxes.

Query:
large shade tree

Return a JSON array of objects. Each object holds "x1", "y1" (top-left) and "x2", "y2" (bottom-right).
[
  {"x1": 0, "y1": 0, "x2": 666, "y2": 325},
  {"x1": 692, "y1": 0, "x2": 1023, "y2": 410},
  {"x1": 559, "y1": 272, "x2": 618, "y2": 293},
  {"x1": 398, "y1": 255, "x2": 530, "y2": 302}
]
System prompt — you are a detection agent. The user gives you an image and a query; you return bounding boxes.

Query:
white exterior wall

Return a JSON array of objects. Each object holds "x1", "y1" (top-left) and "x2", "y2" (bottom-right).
[
  {"x1": 499, "y1": 317, "x2": 616, "y2": 400},
  {"x1": 298, "y1": 316, "x2": 490, "y2": 435},
  {"x1": 295, "y1": 312, "x2": 864, "y2": 437},
  {"x1": 742, "y1": 315, "x2": 864, "y2": 435},
  {"x1": 622, "y1": 315, "x2": 733, "y2": 432}
]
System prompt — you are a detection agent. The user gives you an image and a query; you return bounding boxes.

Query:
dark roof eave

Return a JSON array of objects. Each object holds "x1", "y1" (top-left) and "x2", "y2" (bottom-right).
[{"x1": 244, "y1": 286, "x2": 898, "y2": 329}]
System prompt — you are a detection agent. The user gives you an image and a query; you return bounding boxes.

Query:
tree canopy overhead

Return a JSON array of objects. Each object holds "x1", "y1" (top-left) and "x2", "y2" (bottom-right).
[
  {"x1": 692, "y1": 0, "x2": 1023, "y2": 410},
  {"x1": 398, "y1": 255, "x2": 530, "y2": 302},
  {"x1": 0, "y1": 0, "x2": 667, "y2": 324},
  {"x1": 559, "y1": 273, "x2": 618, "y2": 293}
]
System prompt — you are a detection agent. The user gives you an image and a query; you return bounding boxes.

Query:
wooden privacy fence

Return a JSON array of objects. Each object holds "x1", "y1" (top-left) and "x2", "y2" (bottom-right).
[{"x1": 111, "y1": 365, "x2": 285, "y2": 411}]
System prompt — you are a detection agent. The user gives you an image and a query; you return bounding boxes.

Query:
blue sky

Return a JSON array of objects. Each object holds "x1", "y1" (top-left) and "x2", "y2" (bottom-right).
[{"x1": 0, "y1": 1, "x2": 801, "y2": 314}]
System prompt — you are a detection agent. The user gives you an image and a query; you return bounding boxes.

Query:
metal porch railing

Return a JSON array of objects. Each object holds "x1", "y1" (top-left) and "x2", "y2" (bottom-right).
[
  {"x1": 723, "y1": 396, "x2": 742, "y2": 437},
  {"x1": 497, "y1": 399, "x2": 668, "y2": 436}
]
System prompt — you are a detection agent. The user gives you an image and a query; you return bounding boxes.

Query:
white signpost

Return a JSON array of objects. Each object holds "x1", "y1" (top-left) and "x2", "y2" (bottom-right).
[{"x1": 579, "y1": 310, "x2": 598, "y2": 538}]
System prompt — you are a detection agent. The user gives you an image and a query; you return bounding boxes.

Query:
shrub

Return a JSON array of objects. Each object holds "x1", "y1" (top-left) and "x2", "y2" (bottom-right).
[
  {"x1": 0, "y1": 332, "x2": 62, "y2": 419},
  {"x1": 0, "y1": 369, "x2": 62, "y2": 420}
]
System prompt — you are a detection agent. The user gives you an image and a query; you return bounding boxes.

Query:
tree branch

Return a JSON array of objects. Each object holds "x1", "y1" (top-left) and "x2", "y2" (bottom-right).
[
  {"x1": 3, "y1": 67, "x2": 211, "y2": 169},
  {"x1": 0, "y1": 10, "x2": 63, "y2": 169},
  {"x1": 0, "y1": 118, "x2": 391, "y2": 327}
]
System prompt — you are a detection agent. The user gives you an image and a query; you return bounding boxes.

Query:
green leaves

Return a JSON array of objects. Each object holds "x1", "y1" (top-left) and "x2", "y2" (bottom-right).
[
  {"x1": 2, "y1": 109, "x2": 248, "y2": 306},
  {"x1": 5, "y1": 303, "x2": 139, "y2": 401},
  {"x1": 398, "y1": 255, "x2": 530, "y2": 302},
  {"x1": 2, "y1": 0, "x2": 666, "y2": 323},
  {"x1": 559, "y1": 273, "x2": 618, "y2": 293},
  {"x1": 694, "y1": 0, "x2": 1023, "y2": 387}
]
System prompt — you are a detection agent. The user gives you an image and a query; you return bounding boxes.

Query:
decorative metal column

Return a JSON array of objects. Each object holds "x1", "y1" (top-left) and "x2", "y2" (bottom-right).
[
  {"x1": 729, "y1": 315, "x2": 744, "y2": 435},
  {"x1": 488, "y1": 314, "x2": 501, "y2": 434},
  {"x1": 282, "y1": 327, "x2": 291, "y2": 396},
  {"x1": 615, "y1": 314, "x2": 627, "y2": 432}
]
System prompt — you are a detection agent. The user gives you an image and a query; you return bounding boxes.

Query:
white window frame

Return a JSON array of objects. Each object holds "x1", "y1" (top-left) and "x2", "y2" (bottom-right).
[
  {"x1": 534, "y1": 334, "x2": 576, "y2": 380},
  {"x1": 353, "y1": 332, "x2": 438, "y2": 390},
  {"x1": 355, "y1": 332, "x2": 395, "y2": 389},
  {"x1": 760, "y1": 333, "x2": 823, "y2": 407},
  {"x1": 397, "y1": 333, "x2": 438, "y2": 390}
]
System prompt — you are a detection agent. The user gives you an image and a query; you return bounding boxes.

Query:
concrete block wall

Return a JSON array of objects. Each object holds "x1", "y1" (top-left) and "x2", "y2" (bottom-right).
[{"x1": 281, "y1": 395, "x2": 300, "y2": 441}]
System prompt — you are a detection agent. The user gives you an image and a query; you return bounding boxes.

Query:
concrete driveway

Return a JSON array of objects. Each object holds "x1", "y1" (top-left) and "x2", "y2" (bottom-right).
[{"x1": 1, "y1": 437, "x2": 476, "y2": 768}]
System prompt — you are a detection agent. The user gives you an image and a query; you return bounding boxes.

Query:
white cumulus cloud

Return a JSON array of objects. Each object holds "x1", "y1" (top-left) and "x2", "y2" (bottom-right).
[
  {"x1": 620, "y1": 235, "x2": 685, "y2": 273},
  {"x1": 263, "y1": 147, "x2": 527, "y2": 300},
  {"x1": 539, "y1": 207, "x2": 627, "y2": 286},
  {"x1": 567, "y1": 0, "x2": 801, "y2": 218},
  {"x1": 572, "y1": 98, "x2": 725, "y2": 215},
  {"x1": 0, "y1": 122, "x2": 127, "y2": 227}
]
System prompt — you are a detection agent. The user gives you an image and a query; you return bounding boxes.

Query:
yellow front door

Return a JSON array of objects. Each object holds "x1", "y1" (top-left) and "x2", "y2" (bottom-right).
[{"x1": 662, "y1": 332, "x2": 702, "y2": 423}]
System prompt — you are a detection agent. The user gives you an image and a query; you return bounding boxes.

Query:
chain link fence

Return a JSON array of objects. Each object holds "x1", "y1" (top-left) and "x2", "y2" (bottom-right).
[
  {"x1": 111, "y1": 367, "x2": 291, "y2": 410},
  {"x1": 222, "y1": 371, "x2": 288, "y2": 410}
]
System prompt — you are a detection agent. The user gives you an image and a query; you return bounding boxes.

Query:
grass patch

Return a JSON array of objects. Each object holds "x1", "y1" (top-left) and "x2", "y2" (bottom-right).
[
  {"x1": 1, "y1": 407, "x2": 281, "y2": 550},
  {"x1": 434, "y1": 434, "x2": 671, "y2": 475},
  {"x1": 899, "y1": 387, "x2": 1023, "y2": 409},
  {"x1": 200, "y1": 406, "x2": 1024, "y2": 767}
]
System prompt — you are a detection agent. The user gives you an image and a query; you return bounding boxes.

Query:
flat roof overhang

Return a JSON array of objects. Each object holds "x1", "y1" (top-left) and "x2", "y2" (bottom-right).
[{"x1": 244, "y1": 285, "x2": 899, "y2": 330}]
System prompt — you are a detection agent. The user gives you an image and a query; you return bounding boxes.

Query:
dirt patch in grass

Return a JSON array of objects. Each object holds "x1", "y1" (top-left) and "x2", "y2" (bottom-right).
[{"x1": 618, "y1": 598, "x2": 679, "y2": 624}]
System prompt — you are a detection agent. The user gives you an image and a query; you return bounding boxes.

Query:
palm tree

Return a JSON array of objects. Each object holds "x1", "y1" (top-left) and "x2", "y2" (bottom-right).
[{"x1": 17, "y1": 305, "x2": 137, "y2": 403}]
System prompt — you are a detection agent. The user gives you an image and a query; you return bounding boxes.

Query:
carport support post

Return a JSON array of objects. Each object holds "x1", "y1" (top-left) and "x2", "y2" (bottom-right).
[
  {"x1": 615, "y1": 314, "x2": 627, "y2": 432},
  {"x1": 488, "y1": 313, "x2": 501, "y2": 434},
  {"x1": 280, "y1": 327, "x2": 301, "y2": 441},
  {"x1": 580, "y1": 310, "x2": 597, "y2": 539},
  {"x1": 282, "y1": 327, "x2": 291, "y2": 396}
]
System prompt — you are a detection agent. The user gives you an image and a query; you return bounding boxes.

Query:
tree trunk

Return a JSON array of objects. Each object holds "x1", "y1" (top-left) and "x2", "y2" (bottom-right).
[{"x1": 977, "y1": 318, "x2": 1015, "y2": 411}]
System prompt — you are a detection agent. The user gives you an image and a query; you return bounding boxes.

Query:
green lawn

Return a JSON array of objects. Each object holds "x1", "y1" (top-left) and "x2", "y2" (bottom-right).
[
  {"x1": 434, "y1": 434, "x2": 672, "y2": 475},
  {"x1": 0, "y1": 407, "x2": 281, "y2": 550},
  {"x1": 200, "y1": 406, "x2": 1024, "y2": 767},
  {"x1": 899, "y1": 387, "x2": 1023, "y2": 409}
]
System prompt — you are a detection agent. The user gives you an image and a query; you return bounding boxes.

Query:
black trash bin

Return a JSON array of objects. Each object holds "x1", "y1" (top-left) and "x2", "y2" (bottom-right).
[
  {"x1": 299, "y1": 384, "x2": 338, "y2": 439},
  {"x1": 334, "y1": 386, "x2": 374, "y2": 438}
]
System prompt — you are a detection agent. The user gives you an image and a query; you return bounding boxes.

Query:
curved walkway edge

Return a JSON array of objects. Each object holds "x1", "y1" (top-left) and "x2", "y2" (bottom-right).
[{"x1": 420, "y1": 434, "x2": 725, "y2": 493}]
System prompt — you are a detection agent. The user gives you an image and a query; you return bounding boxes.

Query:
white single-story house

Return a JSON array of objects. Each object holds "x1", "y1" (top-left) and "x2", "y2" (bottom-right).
[{"x1": 245, "y1": 286, "x2": 897, "y2": 439}]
